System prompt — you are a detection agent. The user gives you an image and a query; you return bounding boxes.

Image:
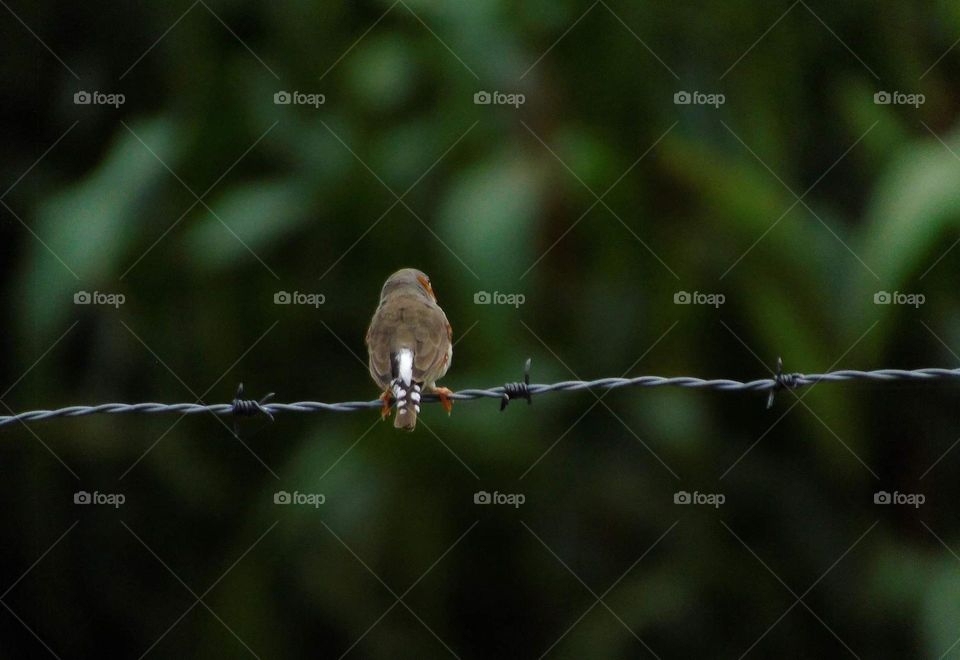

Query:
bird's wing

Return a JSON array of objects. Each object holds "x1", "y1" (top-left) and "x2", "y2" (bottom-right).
[
  {"x1": 366, "y1": 306, "x2": 397, "y2": 386},
  {"x1": 412, "y1": 303, "x2": 452, "y2": 384},
  {"x1": 366, "y1": 298, "x2": 452, "y2": 386}
]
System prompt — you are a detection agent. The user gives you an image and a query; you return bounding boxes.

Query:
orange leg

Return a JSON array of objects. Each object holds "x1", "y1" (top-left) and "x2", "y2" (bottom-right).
[
  {"x1": 431, "y1": 386, "x2": 454, "y2": 415},
  {"x1": 379, "y1": 388, "x2": 393, "y2": 420}
]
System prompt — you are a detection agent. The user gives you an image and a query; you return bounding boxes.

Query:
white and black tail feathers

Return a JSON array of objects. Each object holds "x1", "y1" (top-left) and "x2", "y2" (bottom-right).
[{"x1": 391, "y1": 348, "x2": 421, "y2": 430}]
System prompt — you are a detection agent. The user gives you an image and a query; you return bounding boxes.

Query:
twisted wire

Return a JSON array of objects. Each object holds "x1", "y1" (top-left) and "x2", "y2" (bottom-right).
[{"x1": 1, "y1": 365, "x2": 959, "y2": 429}]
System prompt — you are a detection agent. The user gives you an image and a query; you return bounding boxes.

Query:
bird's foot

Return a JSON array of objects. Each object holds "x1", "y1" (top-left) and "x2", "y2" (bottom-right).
[
  {"x1": 431, "y1": 386, "x2": 454, "y2": 415},
  {"x1": 379, "y1": 389, "x2": 393, "y2": 420}
]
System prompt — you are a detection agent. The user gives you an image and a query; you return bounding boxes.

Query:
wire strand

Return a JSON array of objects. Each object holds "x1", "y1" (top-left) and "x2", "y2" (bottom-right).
[{"x1": 1, "y1": 363, "x2": 959, "y2": 428}]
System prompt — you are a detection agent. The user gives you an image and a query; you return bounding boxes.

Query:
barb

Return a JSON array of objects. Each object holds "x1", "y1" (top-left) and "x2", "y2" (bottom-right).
[
  {"x1": 766, "y1": 357, "x2": 803, "y2": 409},
  {"x1": 231, "y1": 383, "x2": 275, "y2": 421},
  {"x1": 2, "y1": 362, "x2": 960, "y2": 428},
  {"x1": 231, "y1": 382, "x2": 275, "y2": 436},
  {"x1": 500, "y1": 358, "x2": 533, "y2": 411}
]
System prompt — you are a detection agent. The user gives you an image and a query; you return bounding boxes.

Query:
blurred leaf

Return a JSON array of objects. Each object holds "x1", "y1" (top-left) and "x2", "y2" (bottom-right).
[
  {"x1": 345, "y1": 34, "x2": 417, "y2": 111},
  {"x1": 553, "y1": 126, "x2": 619, "y2": 191},
  {"x1": 19, "y1": 119, "x2": 176, "y2": 335},
  {"x1": 851, "y1": 125, "x2": 960, "y2": 342},
  {"x1": 438, "y1": 151, "x2": 543, "y2": 281},
  {"x1": 859, "y1": 126, "x2": 960, "y2": 285},
  {"x1": 922, "y1": 559, "x2": 960, "y2": 657},
  {"x1": 186, "y1": 179, "x2": 312, "y2": 271}
]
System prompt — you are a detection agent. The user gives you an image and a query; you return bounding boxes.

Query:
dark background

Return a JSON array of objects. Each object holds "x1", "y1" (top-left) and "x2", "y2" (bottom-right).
[{"x1": 2, "y1": 1, "x2": 960, "y2": 658}]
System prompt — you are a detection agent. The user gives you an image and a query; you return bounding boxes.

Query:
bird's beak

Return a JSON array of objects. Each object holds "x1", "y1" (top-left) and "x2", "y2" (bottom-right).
[{"x1": 417, "y1": 275, "x2": 436, "y2": 301}]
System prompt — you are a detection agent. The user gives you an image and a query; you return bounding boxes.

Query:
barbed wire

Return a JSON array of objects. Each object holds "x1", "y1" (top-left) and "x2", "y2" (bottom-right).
[{"x1": 2, "y1": 359, "x2": 959, "y2": 429}]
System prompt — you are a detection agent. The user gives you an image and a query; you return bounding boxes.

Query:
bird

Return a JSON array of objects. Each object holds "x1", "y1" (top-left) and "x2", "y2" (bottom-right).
[{"x1": 365, "y1": 268, "x2": 454, "y2": 430}]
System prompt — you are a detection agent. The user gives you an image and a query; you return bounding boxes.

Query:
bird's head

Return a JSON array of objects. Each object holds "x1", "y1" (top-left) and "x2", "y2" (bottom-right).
[{"x1": 380, "y1": 268, "x2": 437, "y2": 302}]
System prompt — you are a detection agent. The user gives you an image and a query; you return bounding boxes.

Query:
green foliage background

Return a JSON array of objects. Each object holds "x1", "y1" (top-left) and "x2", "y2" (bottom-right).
[{"x1": 2, "y1": 1, "x2": 960, "y2": 657}]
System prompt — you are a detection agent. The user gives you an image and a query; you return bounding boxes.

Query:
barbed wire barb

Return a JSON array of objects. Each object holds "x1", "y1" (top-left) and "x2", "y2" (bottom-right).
[
  {"x1": 231, "y1": 383, "x2": 275, "y2": 437},
  {"x1": 766, "y1": 357, "x2": 803, "y2": 409},
  {"x1": 500, "y1": 358, "x2": 533, "y2": 411},
  {"x1": 2, "y1": 360, "x2": 960, "y2": 429}
]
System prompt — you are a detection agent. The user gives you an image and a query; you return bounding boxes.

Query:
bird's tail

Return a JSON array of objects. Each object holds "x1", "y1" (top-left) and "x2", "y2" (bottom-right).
[{"x1": 391, "y1": 349, "x2": 421, "y2": 431}]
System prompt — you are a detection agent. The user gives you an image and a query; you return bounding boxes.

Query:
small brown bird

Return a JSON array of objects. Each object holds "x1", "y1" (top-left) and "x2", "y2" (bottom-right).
[{"x1": 366, "y1": 268, "x2": 454, "y2": 430}]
